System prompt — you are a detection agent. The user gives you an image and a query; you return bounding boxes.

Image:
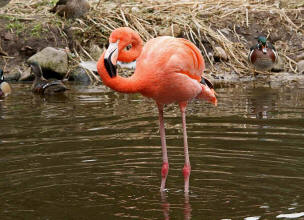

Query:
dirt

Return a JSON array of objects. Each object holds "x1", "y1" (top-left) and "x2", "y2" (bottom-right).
[{"x1": 0, "y1": 17, "x2": 69, "y2": 70}]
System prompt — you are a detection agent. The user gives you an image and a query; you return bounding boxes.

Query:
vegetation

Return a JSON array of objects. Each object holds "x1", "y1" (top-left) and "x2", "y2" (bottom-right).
[{"x1": 0, "y1": 0, "x2": 303, "y2": 79}]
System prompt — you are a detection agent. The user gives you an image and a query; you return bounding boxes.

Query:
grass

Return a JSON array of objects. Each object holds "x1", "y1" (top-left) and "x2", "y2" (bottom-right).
[
  {"x1": 6, "y1": 18, "x2": 24, "y2": 35},
  {"x1": 31, "y1": 23, "x2": 43, "y2": 37}
]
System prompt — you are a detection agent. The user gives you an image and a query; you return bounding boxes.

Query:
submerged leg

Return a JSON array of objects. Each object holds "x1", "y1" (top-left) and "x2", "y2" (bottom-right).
[
  {"x1": 158, "y1": 103, "x2": 169, "y2": 192},
  {"x1": 179, "y1": 102, "x2": 191, "y2": 193}
]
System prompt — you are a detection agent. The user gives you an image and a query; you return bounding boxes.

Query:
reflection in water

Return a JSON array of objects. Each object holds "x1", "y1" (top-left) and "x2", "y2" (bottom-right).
[
  {"x1": 184, "y1": 193, "x2": 191, "y2": 220},
  {"x1": 161, "y1": 192, "x2": 191, "y2": 220},
  {"x1": 1, "y1": 83, "x2": 304, "y2": 219},
  {"x1": 161, "y1": 192, "x2": 170, "y2": 220},
  {"x1": 249, "y1": 87, "x2": 276, "y2": 119}
]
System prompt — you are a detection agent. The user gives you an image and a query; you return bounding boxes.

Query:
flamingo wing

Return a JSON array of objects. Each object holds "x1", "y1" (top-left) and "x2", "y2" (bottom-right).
[
  {"x1": 137, "y1": 37, "x2": 204, "y2": 80},
  {"x1": 134, "y1": 36, "x2": 207, "y2": 104}
]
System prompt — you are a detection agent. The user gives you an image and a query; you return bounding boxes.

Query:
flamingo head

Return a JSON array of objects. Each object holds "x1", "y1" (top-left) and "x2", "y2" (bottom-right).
[
  {"x1": 200, "y1": 85, "x2": 217, "y2": 106},
  {"x1": 104, "y1": 27, "x2": 143, "y2": 78}
]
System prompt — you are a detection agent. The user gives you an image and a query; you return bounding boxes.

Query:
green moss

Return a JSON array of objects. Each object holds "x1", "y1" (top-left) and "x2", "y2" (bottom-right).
[
  {"x1": 6, "y1": 18, "x2": 24, "y2": 35},
  {"x1": 31, "y1": 23, "x2": 43, "y2": 37}
]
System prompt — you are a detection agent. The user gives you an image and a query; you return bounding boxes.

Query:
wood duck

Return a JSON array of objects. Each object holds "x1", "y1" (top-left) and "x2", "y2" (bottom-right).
[
  {"x1": 30, "y1": 62, "x2": 68, "y2": 95},
  {"x1": 50, "y1": 0, "x2": 90, "y2": 19},
  {"x1": 248, "y1": 36, "x2": 278, "y2": 71},
  {"x1": 0, "y1": 69, "x2": 12, "y2": 97}
]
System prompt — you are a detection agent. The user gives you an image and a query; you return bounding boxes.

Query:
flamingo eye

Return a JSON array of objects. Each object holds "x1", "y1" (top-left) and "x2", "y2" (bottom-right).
[{"x1": 125, "y1": 44, "x2": 132, "y2": 51}]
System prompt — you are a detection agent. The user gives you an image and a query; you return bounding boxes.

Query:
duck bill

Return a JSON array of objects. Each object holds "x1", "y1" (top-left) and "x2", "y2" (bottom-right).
[
  {"x1": 198, "y1": 85, "x2": 218, "y2": 106},
  {"x1": 104, "y1": 42, "x2": 119, "y2": 78}
]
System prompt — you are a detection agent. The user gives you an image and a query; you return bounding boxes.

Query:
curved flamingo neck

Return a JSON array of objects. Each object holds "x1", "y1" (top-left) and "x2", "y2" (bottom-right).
[{"x1": 97, "y1": 52, "x2": 142, "y2": 94}]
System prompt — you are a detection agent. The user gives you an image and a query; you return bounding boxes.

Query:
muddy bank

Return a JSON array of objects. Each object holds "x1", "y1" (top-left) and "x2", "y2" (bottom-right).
[{"x1": 0, "y1": 0, "x2": 304, "y2": 86}]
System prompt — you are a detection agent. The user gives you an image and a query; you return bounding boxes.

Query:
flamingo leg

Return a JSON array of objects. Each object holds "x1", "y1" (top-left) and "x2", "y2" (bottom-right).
[
  {"x1": 158, "y1": 103, "x2": 169, "y2": 192},
  {"x1": 179, "y1": 102, "x2": 191, "y2": 193}
]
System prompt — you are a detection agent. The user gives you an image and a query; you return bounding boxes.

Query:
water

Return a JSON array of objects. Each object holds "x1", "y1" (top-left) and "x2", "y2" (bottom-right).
[{"x1": 1, "y1": 82, "x2": 304, "y2": 219}]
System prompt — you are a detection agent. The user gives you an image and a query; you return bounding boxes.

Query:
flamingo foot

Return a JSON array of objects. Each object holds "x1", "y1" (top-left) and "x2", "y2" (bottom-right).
[
  {"x1": 160, "y1": 162, "x2": 169, "y2": 191},
  {"x1": 183, "y1": 164, "x2": 191, "y2": 193}
]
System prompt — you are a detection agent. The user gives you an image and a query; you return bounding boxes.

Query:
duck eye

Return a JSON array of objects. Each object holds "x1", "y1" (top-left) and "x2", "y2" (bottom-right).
[{"x1": 125, "y1": 44, "x2": 132, "y2": 51}]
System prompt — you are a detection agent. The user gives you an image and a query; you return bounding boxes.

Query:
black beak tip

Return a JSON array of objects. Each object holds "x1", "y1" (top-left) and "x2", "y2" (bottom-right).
[{"x1": 104, "y1": 58, "x2": 117, "y2": 78}]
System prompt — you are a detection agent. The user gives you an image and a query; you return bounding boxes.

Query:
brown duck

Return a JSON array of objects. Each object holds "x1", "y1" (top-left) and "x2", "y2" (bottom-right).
[
  {"x1": 248, "y1": 36, "x2": 278, "y2": 71},
  {"x1": 0, "y1": 69, "x2": 12, "y2": 97},
  {"x1": 30, "y1": 62, "x2": 68, "y2": 95},
  {"x1": 50, "y1": 0, "x2": 90, "y2": 19}
]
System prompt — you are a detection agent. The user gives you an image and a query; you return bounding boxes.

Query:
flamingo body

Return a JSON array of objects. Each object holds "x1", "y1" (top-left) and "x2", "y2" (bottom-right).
[
  {"x1": 97, "y1": 27, "x2": 217, "y2": 192},
  {"x1": 136, "y1": 36, "x2": 204, "y2": 104}
]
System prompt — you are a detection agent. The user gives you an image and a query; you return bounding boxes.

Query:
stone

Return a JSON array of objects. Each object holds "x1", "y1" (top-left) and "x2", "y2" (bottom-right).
[
  {"x1": 5, "y1": 67, "x2": 21, "y2": 81},
  {"x1": 297, "y1": 60, "x2": 304, "y2": 74},
  {"x1": 214, "y1": 46, "x2": 228, "y2": 61},
  {"x1": 27, "y1": 47, "x2": 68, "y2": 79},
  {"x1": 19, "y1": 67, "x2": 34, "y2": 81},
  {"x1": 90, "y1": 44, "x2": 103, "y2": 61},
  {"x1": 131, "y1": 7, "x2": 140, "y2": 13},
  {"x1": 69, "y1": 67, "x2": 92, "y2": 84}
]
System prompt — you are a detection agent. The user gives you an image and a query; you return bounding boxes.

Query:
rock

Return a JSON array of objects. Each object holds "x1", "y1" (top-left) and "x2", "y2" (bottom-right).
[
  {"x1": 214, "y1": 46, "x2": 228, "y2": 61},
  {"x1": 297, "y1": 60, "x2": 304, "y2": 74},
  {"x1": 90, "y1": 44, "x2": 102, "y2": 61},
  {"x1": 79, "y1": 61, "x2": 97, "y2": 72},
  {"x1": 296, "y1": 52, "x2": 304, "y2": 61},
  {"x1": 27, "y1": 47, "x2": 68, "y2": 79},
  {"x1": 19, "y1": 67, "x2": 34, "y2": 81},
  {"x1": 269, "y1": 72, "x2": 304, "y2": 88},
  {"x1": 131, "y1": 7, "x2": 140, "y2": 13},
  {"x1": 69, "y1": 67, "x2": 92, "y2": 84},
  {"x1": 271, "y1": 56, "x2": 284, "y2": 72},
  {"x1": 5, "y1": 67, "x2": 21, "y2": 81},
  {"x1": 219, "y1": 28, "x2": 230, "y2": 36}
]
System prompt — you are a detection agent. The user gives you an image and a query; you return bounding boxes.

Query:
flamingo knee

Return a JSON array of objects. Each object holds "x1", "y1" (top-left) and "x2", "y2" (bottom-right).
[
  {"x1": 183, "y1": 164, "x2": 191, "y2": 179},
  {"x1": 160, "y1": 162, "x2": 169, "y2": 191},
  {"x1": 183, "y1": 164, "x2": 191, "y2": 193},
  {"x1": 161, "y1": 162, "x2": 169, "y2": 177}
]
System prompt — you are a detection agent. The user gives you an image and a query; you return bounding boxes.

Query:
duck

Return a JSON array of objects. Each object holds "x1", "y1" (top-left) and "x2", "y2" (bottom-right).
[
  {"x1": 0, "y1": 0, "x2": 11, "y2": 8},
  {"x1": 248, "y1": 36, "x2": 278, "y2": 71},
  {"x1": 50, "y1": 0, "x2": 90, "y2": 19},
  {"x1": 29, "y1": 62, "x2": 68, "y2": 95},
  {"x1": 0, "y1": 69, "x2": 12, "y2": 97}
]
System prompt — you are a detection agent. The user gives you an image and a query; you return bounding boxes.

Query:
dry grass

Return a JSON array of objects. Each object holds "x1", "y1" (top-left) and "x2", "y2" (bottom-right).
[{"x1": 1, "y1": 0, "x2": 304, "y2": 80}]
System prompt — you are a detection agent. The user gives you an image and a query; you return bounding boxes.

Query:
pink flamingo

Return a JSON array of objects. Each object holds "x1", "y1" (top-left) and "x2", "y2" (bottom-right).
[{"x1": 97, "y1": 27, "x2": 217, "y2": 192}]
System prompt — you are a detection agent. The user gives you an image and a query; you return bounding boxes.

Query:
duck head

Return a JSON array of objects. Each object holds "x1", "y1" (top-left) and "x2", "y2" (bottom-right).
[{"x1": 257, "y1": 36, "x2": 267, "y2": 54}]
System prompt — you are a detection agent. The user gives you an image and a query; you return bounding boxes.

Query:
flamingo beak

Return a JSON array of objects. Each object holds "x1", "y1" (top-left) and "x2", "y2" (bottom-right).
[{"x1": 104, "y1": 42, "x2": 119, "y2": 78}]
